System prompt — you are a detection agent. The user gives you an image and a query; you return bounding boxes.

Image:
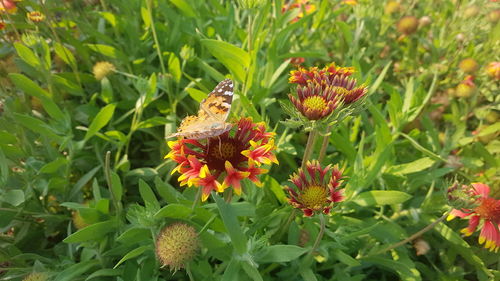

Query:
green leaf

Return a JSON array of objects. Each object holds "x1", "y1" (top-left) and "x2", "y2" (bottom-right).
[
  {"x1": 86, "y1": 44, "x2": 125, "y2": 59},
  {"x1": 241, "y1": 261, "x2": 263, "y2": 281},
  {"x1": 14, "y1": 42, "x2": 40, "y2": 68},
  {"x1": 0, "y1": 190, "x2": 25, "y2": 206},
  {"x1": 113, "y1": 245, "x2": 151, "y2": 269},
  {"x1": 86, "y1": 268, "x2": 122, "y2": 280},
  {"x1": 214, "y1": 195, "x2": 247, "y2": 255},
  {"x1": 54, "y1": 42, "x2": 77, "y2": 67},
  {"x1": 385, "y1": 157, "x2": 435, "y2": 175},
  {"x1": 9, "y1": 74, "x2": 66, "y2": 121},
  {"x1": 353, "y1": 191, "x2": 412, "y2": 207},
  {"x1": 141, "y1": 6, "x2": 151, "y2": 28},
  {"x1": 69, "y1": 166, "x2": 101, "y2": 200},
  {"x1": 255, "y1": 245, "x2": 306, "y2": 263},
  {"x1": 39, "y1": 157, "x2": 67, "y2": 174},
  {"x1": 169, "y1": 0, "x2": 197, "y2": 17},
  {"x1": 201, "y1": 39, "x2": 250, "y2": 83},
  {"x1": 116, "y1": 227, "x2": 151, "y2": 245},
  {"x1": 138, "y1": 179, "x2": 160, "y2": 210},
  {"x1": 332, "y1": 248, "x2": 361, "y2": 267},
  {"x1": 186, "y1": 87, "x2": 207, "y2": 103},
  {"x1": 13, "y1": 113, "x2": 63, "y2": 143},
  {"x1": 137, "y1": 117, "x2": 170, "y2": 129},
  {"x1": 168, "y1": 53, "x2": 181, "y2": 83},
  {"x1": 154, "y1": 203, "x2": 191, "y2": 219},
  {"x1": 84, "y1": 103, "x2": 116, "y2": 140},
  {"x1": 222, "y1": 259, "x2": 241, "y2": 281},
  {"x1": 154, "y1": 177, "x2": 183, "y2": 203},
  {"x1": 0, "y1": 148, "x2": 9, "y2": 185},
  {"x1": 110, "y1": 172, "x2": 123, "y2": 202},
  {"x1": 63, "y1": 220, "x2": 117, "y2": 243},
  {"x1": 54, "y1": 260, "x2": 100, "y2": 281}
]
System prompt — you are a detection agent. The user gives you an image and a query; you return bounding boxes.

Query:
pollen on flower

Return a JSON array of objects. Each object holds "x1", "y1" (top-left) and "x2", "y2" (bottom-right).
[
  {"x1": 303, "y1": 96, "x2": 327, "y2": 112},
  {"x1": 300, "y1": 184, "x2": 328, "y2": 210}
]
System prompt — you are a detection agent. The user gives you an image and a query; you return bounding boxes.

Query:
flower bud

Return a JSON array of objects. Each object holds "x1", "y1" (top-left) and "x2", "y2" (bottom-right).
[
  {"x1": 464, "y1": 5, "x2": 480, "y2": 18},
  {"x1": 419, "y1": 16, "x2": 432, "y2": 27},
  {"x1": 447, "y1": 182, "x2": 480, "y2": 210},
  {"x1": 488, "y1": 9, "x2": 500, "y2": 23},
  {"x1": 27, "y1": 11, "x2": 45, "y2": 23},
  {"x1": 384, "y1": 1, "x2": 401, "y2": 14},
  {"x1": 455, "y1": 33, "x2": 465, "y2": 42},
  {"x1": 455, "y1": 76, "x2": 476, "y2": 98},
  {"x1": 458, "y1": 58, "x2": 479, "y2": 74},
  {"x1": 485, "y1": 61, "x2": 500, "y2": 80},
  {"x1": 397, "y1": 16, "x2": 419, "y2": 35},
  {"x1": 156, "y1": 223, "x2": 199, "y2": 271},
  {"x1": 413, "y1": 238, "x2": 430, "y2": 256}
]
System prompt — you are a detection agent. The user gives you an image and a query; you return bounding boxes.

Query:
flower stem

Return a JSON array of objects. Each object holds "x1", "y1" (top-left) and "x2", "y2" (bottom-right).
[
  {"x1": 302, "y1": 129, "x2": 318, "y2": 169},
  {"x1": 318, "y1": 126, "x2": 332, "y2": 163},
  {"x1": 146, "y1": 0, "x2": 167, "y2": 74},
  {"x1": 191, "y1": 187, "x2": 202, "y2": 211},
  {"x1": 310, "y1": 213, "x2": 326, "y2": 257},
  {"x1": 374, "y1": 212, "x2": 449, "y2": 255}
]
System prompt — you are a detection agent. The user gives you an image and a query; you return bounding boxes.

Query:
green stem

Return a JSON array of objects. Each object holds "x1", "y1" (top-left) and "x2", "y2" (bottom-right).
[
  {"x1": 191, "y1": 187, "x2": 202, "y2": 211},
  {"x1": 318, "y1": 126, "x2": 332, "y2": 163},
  {"x1": 309, "y1": 213, "x2": 326, "y2": 257},
  {"x1": 146, "y1": 0, "x2": 167, "y2": 73},
  {"x1": 301, "y1": 129, "x2": 318, "y2": 169},
  {"x1": 186, "y1": 263, "x2": 195, "y2": 281},
  {"x1": 374, "y1": 212, "x2": 449, "y2": 255}
]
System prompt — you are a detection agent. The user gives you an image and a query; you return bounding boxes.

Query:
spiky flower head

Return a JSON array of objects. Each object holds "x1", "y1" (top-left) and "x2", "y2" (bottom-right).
[
  {"x1": 486, "y1": 61, "x2": 500, "y2": 80},
  {"x1": 27, "y1": 11, "x2": 45, "y2": 22},
  {"x1": 166, "y1": 117, "x2": 278, "y2": 201},
  {"x1": 459, "y1": 58, "x2": 479, "y2": 74},
  {"x1": 447, "y1": 181, "x2": 480, "y2": 210},
  {"x1": 448, "y1": 183, "x2": 500, "y2": 252},
  {"x1": 397, "y1": 16, "x2": 419, "y2": 35},
  {"x1": 156, "y1": 223, "x2": 199, "y2": 271},
  {"x1": 22, "y1": 272, "x2": 48, "y2": 281},
  {"x1": 92, "y1": 61, "x2": 115, "y2": 81},
  {"x1": 285, "y1": 160, "x2": 344, "y2": 216}
]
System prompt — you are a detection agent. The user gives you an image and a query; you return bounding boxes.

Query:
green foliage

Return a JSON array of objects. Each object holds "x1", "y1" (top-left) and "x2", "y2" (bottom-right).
[{"x1": 0, "y1": 0, "x2": 498, "y2": 280}]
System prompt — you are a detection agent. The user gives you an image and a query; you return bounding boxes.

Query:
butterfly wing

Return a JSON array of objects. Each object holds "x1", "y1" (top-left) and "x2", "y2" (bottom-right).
[
  {"x1": 167, "y1": 79, "x2": 234, "y2": 140},
  {"x1": 198, "y1": 79, "x2": 233, "y2": 121}
]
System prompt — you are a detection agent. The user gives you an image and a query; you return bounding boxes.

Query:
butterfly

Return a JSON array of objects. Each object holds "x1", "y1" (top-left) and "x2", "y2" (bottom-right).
[{"x1": 167, "y1": 79, "x2": 234, "y2": 140}]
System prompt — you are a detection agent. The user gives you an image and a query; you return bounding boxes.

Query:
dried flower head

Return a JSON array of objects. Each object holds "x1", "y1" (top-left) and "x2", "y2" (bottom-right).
[
  {"x1": 92, "y1": 61, "x2": 115, "y2": 81},
  {"x1": 156, "y1": 223, "x2": 199, "y2": 271},
  {"x1": 166, "y1": 117, "x2": 278, "y2": 201},
  {"x1": 458, "y1": 58, "x2": 479, "y2": 74},
  {"x1": 27, "y1": 11, "x2": 45, "y2": 22},
  {"x1": 22, "y1": 272, "x2": 49, "y2": 281},
  {"x1": 285, "y1": 160, "x2": 344, "y2": 216},
  {"x1": 397, "y1": 16, "x2": 419, "y2": 35},
  {"x1": 447, "y1": 183, "x2": 500, "y2": 252},
  {"x1": 486, "y1": 61, "x2": 500, "y2": 80}
]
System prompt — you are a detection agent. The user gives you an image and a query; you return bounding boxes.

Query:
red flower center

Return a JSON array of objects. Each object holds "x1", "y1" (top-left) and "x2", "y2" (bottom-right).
[
  {"x1": 206, "y1": 139, "x2": 246, "y2": 172},
  {"x1": 475, "y1": 197, "x2": 500, "y2": 223}
]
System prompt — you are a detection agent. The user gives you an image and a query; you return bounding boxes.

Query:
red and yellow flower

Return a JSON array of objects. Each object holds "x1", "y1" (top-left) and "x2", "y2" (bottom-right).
[
  {"x1": 281, "y1": 0, "x2": 316, "y2": 23},
  {"x1": 285, "y1": 160, "x2": 344, "y2": 216},
  {"x1": 27, "y1": 11, "x2": 45, "y2": 22},
  {"x1": 486, "y1": 61, "x2": 500, "y2": 80},
  {"x1": 447, "y1": 183, "x2": 500, "y2": 252},
  {"x1": 288, "y1": 64, "x2": 367, "y2": 120},
  {"x1": 0, "y1": 0, "x2": 17, "y2": 14},
  {"x1": 166, "y1": 117, "x2": 278, "y2": 201}
]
